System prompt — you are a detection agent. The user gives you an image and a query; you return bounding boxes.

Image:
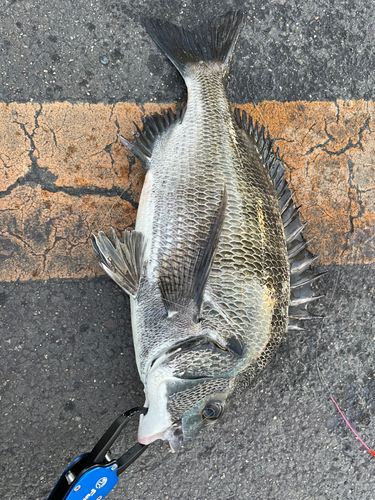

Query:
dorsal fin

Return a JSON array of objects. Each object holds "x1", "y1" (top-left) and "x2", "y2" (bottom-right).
[
  {"x1": 158, "y1": 186, "x2": 227, "y2": 317},
  {"x1": 234, "y1": 108, "x2": 323, "y2": 324},
  {"x1": 118, "y1": 104, "x2": 186, "y2": 167}
]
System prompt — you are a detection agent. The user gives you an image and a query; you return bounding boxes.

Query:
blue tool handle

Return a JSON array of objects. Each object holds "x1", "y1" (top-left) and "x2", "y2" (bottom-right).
[
  {"x1": 47, "y1": 454, "x2": 89, "y2": 500},
  {"x1": 47, "y1": 407, "x2": 148, "y2": 500},
  {"x1": 63, "y1": 462, "x2": 119, "y2": 500}
]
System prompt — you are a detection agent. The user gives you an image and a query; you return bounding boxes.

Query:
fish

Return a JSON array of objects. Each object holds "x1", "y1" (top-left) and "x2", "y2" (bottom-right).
[{"x1": 92, "y1": 10, "x2": 321, "y2": 452}]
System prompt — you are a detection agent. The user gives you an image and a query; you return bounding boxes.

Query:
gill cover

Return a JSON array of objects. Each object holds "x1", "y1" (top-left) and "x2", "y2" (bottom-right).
[{"x1": 138, "y1": 335, "x2": 244, "y2": 450}]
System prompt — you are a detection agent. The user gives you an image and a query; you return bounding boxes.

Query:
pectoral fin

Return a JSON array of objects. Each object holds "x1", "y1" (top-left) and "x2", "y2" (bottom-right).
[
  {"x1": 158, "y1": 186, "x2": 227, "y2": 316},
  {"x1": 92, "y1": 228, "x2": 146, "y2": 297}
]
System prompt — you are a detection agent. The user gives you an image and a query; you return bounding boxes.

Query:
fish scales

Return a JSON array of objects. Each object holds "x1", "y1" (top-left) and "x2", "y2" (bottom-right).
[
  {"x1": 92, "y1": 11, "x2": 318, "y2": 452},
  {"x1": 133, "y1": 65, "x2": 289, "y2": 386}
]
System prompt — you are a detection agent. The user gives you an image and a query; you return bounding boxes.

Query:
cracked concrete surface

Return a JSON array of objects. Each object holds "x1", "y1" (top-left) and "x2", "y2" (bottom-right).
[
  {"x1": 0, "y1": 185, "x2": 136, "y2": 281},
  {"x1": 241, "y1": 100, "x2": 375, "y2": 265},
  {"x1": 0, "y1": 103, "x2": 35, "y2": 190},
  {"x1": 0, "y1": 100, "x2": 374, "y2": 282}
]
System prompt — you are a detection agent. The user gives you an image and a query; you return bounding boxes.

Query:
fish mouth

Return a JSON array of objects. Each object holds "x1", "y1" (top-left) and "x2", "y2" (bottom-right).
[
  {"x1": 138, "y1": 430, "x2": 168, "y2": 445},
  {"x1": 165, "y1": 420, "x2": 183, "y2": 452},
  {"x1": 138, "y1": 420, "x2": 183, "y2": 452}
]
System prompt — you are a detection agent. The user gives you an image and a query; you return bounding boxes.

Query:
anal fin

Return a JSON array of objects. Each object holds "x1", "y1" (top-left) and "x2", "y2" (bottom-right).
[{"x1": 92, "y1": 228, "x2": 146, "y2": 297}]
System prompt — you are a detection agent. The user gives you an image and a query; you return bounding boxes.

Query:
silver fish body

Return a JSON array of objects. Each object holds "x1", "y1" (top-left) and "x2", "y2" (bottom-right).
[{"x1": 93, "y1": 11, "x2": 319, "y2": 451}]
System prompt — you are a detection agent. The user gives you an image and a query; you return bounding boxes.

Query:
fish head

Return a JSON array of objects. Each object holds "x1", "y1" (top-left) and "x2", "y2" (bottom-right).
[{"x1": 138, "y1": 335, "x2": 243, "y2": 451}]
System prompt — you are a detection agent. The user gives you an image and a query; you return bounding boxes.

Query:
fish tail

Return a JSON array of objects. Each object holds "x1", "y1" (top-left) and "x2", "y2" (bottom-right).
[{"x1": 145, "y1": 10, "x2": 243, "y2": 79}]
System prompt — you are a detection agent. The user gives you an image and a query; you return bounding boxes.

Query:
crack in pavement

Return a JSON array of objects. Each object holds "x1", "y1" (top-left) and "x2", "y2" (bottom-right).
[
  {"x1": 0, "y1": 100, "x2": 374, "y2": 281},
  {"x1": 3, "y1": 103, "x2": 140, "y2": 210}
]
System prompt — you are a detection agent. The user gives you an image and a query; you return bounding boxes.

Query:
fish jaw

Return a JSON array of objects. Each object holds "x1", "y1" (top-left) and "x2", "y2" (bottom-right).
[
  {"x1": 137, "y1": 362, "x2": 176, "y2": 446},
  {"x1": 137, "y1": 414, "x2": 170, "y2": 445},
  {"x1": 138, "y1": 416, "x2": 183, "y2": 452},
  {"x1": 137, "y1": 388, "x2": 184, "y2": 452},
  {"x1": 137, "y1": 396, "x2": 173, "y2": 446}
]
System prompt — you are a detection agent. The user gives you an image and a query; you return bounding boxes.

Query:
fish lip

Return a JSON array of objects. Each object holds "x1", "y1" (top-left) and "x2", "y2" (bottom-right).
[
  {"x1": 137, "y1": 420, "x2": 183, "y2": 451},
  {"x1": 165, "y1": 420, "x2": 183, "y2": 453},
  {"x1": 138, "y1": 430, "x2": 167, "y2": 445}
]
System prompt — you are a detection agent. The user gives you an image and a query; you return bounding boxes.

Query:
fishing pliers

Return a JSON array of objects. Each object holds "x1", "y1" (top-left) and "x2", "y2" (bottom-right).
[{"x1": 47, "y1": 407, "x2": 148, "y2": 500}]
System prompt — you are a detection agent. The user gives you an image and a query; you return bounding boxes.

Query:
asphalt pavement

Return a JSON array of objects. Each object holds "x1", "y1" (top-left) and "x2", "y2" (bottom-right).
[{"x1": 1, "y1": 1, "x2": 375, "y2": 499}]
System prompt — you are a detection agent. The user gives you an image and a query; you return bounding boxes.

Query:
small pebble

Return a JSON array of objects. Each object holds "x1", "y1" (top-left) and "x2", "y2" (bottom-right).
[{"x1": 100, "y1": 56, "x2": 109, "y2": 65}]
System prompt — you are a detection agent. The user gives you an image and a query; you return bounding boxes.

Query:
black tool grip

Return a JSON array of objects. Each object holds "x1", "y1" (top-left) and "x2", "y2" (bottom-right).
[{"x1": 116, "y1": 442, "x2": 148, "y2": 475}]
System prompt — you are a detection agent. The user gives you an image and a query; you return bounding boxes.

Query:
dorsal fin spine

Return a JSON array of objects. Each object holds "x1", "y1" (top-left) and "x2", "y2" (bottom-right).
[
  {"x1": 118, "y1": 106, "x2": 185, "y2": 167},
  {"x1": 233, "y1": 107, "x2": 323, "y2": 324}
]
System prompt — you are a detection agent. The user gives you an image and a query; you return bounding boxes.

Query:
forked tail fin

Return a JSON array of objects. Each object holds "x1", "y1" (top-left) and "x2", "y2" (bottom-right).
[{"x1": 145, "y1": 10, "x2": 243, "y2": 79}]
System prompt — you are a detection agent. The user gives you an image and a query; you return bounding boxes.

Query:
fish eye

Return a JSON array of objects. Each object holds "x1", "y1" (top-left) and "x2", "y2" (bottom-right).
[{"x1": 202, "y1": 402, "x2": 223, "y2": 421}]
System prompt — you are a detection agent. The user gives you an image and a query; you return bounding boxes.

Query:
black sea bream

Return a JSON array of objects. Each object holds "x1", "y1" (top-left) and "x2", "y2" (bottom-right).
[{"x1": 92, "y1": 11, "x2": 320, "y2": 452}]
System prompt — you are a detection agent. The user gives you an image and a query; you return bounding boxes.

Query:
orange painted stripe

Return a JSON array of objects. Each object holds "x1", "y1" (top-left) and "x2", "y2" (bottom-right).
[{"x1": 0, "y1": 100, "x2": 374, "y2": 282}]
